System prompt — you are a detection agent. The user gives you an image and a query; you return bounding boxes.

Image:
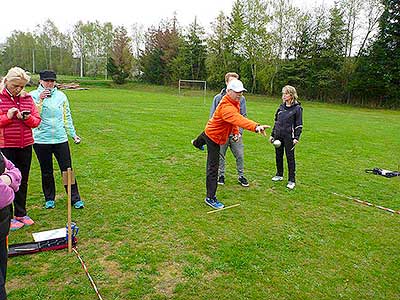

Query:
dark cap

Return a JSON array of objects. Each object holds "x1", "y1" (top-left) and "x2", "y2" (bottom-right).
[{"x1": 39, "y1": 70, "x2": 57, "y2": 81}]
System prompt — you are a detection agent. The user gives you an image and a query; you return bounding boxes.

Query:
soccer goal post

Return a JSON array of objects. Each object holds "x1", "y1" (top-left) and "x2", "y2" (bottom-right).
[{"x1": 178, "y1": 79, "x2": 207, "y2": 104}]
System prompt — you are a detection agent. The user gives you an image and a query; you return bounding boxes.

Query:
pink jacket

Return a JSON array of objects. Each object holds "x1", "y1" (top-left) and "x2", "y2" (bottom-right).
[
  {"x1": 0, "y1": 89, "x2": 41, "y2": 148},
  {"x1": 0, "y1": 156, "x2": 21, "y2": 209}
]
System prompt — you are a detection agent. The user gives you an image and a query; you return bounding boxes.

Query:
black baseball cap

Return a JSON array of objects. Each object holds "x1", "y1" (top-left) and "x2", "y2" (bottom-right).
[{"x1": 39, "y1": 70, "x2": 57, "y2": 81}]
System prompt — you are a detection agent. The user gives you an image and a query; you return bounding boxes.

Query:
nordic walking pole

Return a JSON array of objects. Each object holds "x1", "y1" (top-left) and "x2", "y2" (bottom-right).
[
  {"x1": 207, "y1": 203, "x2": 240, "y2": 214},
  {"x1": 62, "y1": 168, "x2": 76, "y2": 253},
  {"x1": 67, "y1": 168, "x2": 72, "y2": 253}
]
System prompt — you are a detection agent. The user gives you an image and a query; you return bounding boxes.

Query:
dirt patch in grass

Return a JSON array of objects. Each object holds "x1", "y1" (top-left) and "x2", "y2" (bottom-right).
[
  {"x1": 7, "y1": 262, "x2": 51, "y2": 290},
  {"x1": 153, "y1": 262, "x2": 185, "y2": 297},
  {"x1": 7, "y1": 277, "x2": 28, "y2": 291},
  {"x1": 203, "y1": 269, "x2": 223, "y2": 281},
  {"x1": 98, "y1": 256, "x2": 124, "y2": 279}
]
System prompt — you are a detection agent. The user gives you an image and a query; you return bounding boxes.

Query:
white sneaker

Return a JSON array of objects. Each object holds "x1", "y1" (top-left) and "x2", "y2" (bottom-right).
[
  {"x1": 272, "y1": 176, "x2": 283, "y2": 181},
  {"x1": 287, "y1": 181, "x2": 296, "y2": 189}
]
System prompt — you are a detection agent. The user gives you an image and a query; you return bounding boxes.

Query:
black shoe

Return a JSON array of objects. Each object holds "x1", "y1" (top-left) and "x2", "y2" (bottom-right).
[
  {"x1": 191, "y1": 139, "x2": 204, "y2": 151},
  {"x1": 238, "y1": 176, "x2": 249, "y2": 187},
  {"x1": 218, "y1": 175, "x2": 225, "y2": 185}
]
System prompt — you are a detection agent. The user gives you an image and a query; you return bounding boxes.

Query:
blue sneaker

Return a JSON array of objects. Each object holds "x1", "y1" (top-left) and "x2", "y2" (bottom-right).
[
  {"x1": 45, "y1": 200, "x2": 55, "y2": 209},
  {"x1": 74, "y1": 200, "x2": 85, "y2": 209},
  {"x1": 191, "y1": 139, "x2": 204, "y2": 151},
  {"x1": 205, "y1": 197, "x2": 224, "y2": 209}
]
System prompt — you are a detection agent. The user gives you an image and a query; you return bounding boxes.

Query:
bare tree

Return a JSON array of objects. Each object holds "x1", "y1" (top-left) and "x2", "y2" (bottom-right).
[
  {"x1": 356, "y1": 0, "x2": 383, "y2": 57},
  {"x1": 241, "y1": 0, "x2": 272, "y2": 93},
  {"x1": 131, "y1": 23, "x2": 145, "y2": 59},
  {"x1": 270, "y1": 0, "x2": 300, "y2": 92}
]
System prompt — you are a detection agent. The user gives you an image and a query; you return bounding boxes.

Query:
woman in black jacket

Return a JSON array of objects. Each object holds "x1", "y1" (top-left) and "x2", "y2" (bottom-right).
[{"x1": 269, "y1": 85, "x2": 303, "y2": 189}]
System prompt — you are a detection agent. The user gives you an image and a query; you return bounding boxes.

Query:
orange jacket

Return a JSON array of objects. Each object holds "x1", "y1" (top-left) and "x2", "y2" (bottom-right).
[{"x1": 205, "y1": 94, "x2": 258, "y2": 145}]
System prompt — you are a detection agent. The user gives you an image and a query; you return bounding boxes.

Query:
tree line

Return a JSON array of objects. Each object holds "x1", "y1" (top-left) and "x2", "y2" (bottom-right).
[{"x1": 0, "y1": 0, "x2": 398, "y2": 108}]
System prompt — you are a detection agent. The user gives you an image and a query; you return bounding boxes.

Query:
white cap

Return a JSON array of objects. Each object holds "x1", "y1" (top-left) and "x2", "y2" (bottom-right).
[{"x1": 227, "y1": 79, "x2": 247, "y2": 92}]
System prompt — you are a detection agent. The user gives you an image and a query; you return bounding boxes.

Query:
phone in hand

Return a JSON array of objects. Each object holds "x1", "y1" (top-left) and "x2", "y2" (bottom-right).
[
  {"x1": 21, "y1": 110, "x2": 31, "y2": 118},
  {"x1": 45, "y1": 88, "x2": 52, "y2": 98}
]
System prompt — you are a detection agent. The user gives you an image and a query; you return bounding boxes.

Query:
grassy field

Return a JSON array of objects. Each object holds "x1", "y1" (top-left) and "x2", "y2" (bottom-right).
[{"x1": 6, "y1": 84, "x2": 400, "y2": 300}]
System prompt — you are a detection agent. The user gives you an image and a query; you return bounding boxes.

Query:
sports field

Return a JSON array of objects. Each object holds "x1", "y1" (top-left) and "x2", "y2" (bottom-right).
[{"x1": 7, "y1": 84, "x2": 400, "y2": 299}]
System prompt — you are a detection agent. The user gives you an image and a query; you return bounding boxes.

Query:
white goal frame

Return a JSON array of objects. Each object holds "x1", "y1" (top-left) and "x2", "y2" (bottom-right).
[{"x1": 178, "y1": 79, "x2": 207, "y2": 104}]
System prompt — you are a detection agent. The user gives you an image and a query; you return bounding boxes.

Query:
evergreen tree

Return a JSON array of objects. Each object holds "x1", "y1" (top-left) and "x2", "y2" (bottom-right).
[
  {"x1": 227, "y1": 0, "x2": 245, "y2": 59},
  {"x1": 241, "y1": 0, "x2": 272, "y2": 93},
  {"x1": 183, "y1": 17, "x2": 207, "y2": 80},
  {"x1": 139, "y1": 17, "x2": 182, "y2": 84},
  {"x1": 313, "y1": 4, "x2": 347, "y2": 100},
  {"x1": 206, "y1": 12, "x2": 231, "y2": 88},
  {"x1": 162, "y1": 16, "x2": 182, "y2": 84},
  {"x1": 352, "y1": 0, "x2": 399, "y2": 107},
  {"x1": 107, "y1": 26, "x2": 133, "y2": 84},
  {"x1": 269, "y1": 0, "x2": 300, "y2": 93}
]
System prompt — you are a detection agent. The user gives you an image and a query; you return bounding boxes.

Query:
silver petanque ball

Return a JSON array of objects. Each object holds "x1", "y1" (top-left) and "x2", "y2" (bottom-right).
[{"x1": 273, "y1": 139, "x2": 281, "y2": 148}]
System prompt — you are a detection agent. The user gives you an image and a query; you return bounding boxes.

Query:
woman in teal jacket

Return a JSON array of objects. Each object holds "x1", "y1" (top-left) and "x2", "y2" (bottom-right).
[{"x1": 30, "y1": 70, "x2": 84, "y2": 209}]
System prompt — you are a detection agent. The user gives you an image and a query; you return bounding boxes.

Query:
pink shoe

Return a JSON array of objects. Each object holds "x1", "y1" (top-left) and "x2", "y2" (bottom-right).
[
  {"x1": 10, "y1": 219, "x2": 24, "y2": 231},
  {"x1": 15, "y1": 215, "x2": 35, "y2": 226}
]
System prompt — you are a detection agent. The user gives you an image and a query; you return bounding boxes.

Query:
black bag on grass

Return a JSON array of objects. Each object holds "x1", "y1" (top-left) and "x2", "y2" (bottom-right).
[
  {"x1": 365, "y1": 168, "x2": 400, "y2": 178},
  {"x1": 8, "y1": 237, "x2": 77, "y2": 257}
]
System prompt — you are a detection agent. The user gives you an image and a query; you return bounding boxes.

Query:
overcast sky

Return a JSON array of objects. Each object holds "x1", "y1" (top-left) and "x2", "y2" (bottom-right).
[{"x1": 0, "y1": 0, "x2": 334, "y2": 43}]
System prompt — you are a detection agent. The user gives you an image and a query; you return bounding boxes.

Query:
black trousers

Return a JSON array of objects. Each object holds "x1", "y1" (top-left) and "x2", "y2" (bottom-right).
[
  {"x1": 33, "y1": 142, "x2": 81, "y2": 204},
  {"x1": 193, "y1": 132, "x2": 220, "y2": 199},
  {"x1": 1, "y1": 146, "x2": 32, "y2": 217},
  {"x1": 275, "y1": 136, "x2": 296, "y2": 182},
  {"x1": 0, "y1": 206, "x2": 11, "y2": 300}
]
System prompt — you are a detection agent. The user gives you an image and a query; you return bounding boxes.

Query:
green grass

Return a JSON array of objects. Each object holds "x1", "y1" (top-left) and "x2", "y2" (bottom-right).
[{"x1": 7, "y1": 85, "x2": 400, "y2": 300}]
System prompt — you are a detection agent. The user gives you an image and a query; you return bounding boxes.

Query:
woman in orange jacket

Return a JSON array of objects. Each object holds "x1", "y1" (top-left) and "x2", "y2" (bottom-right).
[{"x1": 192, "y1": 79, "x2": 270, "y2": 209}]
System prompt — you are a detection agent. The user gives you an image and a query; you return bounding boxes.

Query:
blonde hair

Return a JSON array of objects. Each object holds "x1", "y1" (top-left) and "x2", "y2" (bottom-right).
[
  {"x1": 1, "y1": 67, "x2": 30, "y2": 86},
  {"x1": 282, "y1": 85, "x2": 298, "y2": 104},
  {"x1": 225, "y1": 72, "x2": 239, "y2": 84},
  {"x1": 1, "y1": 67, "x2": 30, "y2": 95}
]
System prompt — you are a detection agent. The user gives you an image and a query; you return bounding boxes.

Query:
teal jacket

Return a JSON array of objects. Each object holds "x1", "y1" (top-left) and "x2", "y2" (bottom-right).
[{"x1": 30, "y1": 85, "x2": 77, "y2": 144}]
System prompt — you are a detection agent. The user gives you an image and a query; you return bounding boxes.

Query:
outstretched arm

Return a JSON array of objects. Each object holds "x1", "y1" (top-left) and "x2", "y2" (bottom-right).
[{"x1": 221, "y1": 107, "x2": 270, "y2": 135}]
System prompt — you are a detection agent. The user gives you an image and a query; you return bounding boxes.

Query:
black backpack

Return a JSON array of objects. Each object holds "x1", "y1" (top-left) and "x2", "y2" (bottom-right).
[{"x1": 365, "y1": 168, "x2": 400, "y2": 178}]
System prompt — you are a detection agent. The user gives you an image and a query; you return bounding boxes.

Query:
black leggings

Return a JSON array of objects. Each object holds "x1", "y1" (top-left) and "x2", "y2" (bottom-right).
[
  {"x1": 0, "y1": 206, "x2": 11, "y2": 300},
  {"x1": 1, "y1": 146, "x2": 32, "y2": 217},
  {"x1": 192, "y1": 132, "x2": 220, "y2": 199},
  {"x1": 275, "y1": 137, "x2": 296, "y2": 182},
  {"x1": 33, "y1": 142, "x2": 81, "y2": 204}
]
